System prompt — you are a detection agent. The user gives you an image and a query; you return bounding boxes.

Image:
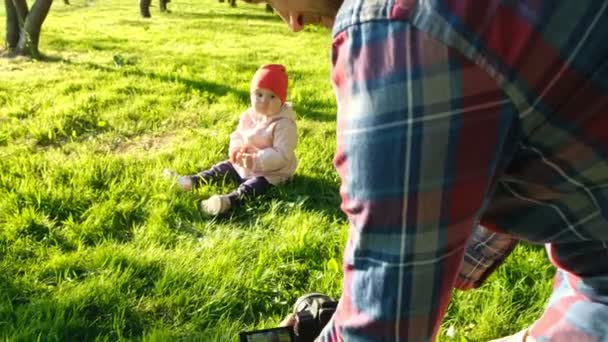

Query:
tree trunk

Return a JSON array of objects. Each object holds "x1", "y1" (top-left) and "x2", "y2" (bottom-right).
[
  {"x1": 139, "y1": 0, "x2": 150, "y2": 18},
  {"x1": 4, "y1": 0, "x2": 20, "y2": 50},
  {"x1": 12, "y1": 0, "x2": 29, "y2": 20},
  {"x1": 159, "y1": 0, "x2": 167, "y2": 12},
  {"x1": 5, "y1": 0, "x2": 29, "y2": 54},
  {"x1": 15, "y1": 0, "x2": 53, "y2": 57}
]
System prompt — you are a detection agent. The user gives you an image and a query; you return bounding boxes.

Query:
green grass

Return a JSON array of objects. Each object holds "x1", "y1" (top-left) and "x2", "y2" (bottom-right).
[{"x1": 0, "y1": 0, "x2": 554, "y2": 340}]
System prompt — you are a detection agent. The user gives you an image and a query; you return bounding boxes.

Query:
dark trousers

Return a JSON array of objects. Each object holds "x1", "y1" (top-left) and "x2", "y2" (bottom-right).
[{"x1": 189, "y1": 160, "x2": 272, "y2": 206}]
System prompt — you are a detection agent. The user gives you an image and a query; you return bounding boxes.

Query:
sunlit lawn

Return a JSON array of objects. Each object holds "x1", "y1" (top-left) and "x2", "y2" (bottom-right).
[{"x1": 0, "y1": 0, "x2": 554, "y2": 340}]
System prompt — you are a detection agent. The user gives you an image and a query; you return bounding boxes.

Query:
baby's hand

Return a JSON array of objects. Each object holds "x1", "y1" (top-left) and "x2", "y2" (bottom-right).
[
  {"x1": 240, "y1": 153, "x2": 256, "y2": 170},
  {"x1": 229, "y1": 148, "x2": 240, "y2": 163}
]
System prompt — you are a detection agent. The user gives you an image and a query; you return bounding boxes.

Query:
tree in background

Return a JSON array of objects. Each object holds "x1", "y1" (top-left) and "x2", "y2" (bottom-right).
[
  {"x1": 139, "y1": 0, "x2": 271, "y2": 18},
  {"x1": 4, "y1": 0, "x2": 54, "y2": 57},
  {"x1": 139, "y1": 0, "x2": 169, "y2": 18},
  {"x1": 218, "y1": 0, "x2": 236, "y2": 7}
]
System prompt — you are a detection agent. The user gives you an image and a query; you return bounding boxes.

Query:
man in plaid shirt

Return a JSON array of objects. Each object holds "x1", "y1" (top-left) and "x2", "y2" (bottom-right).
[{"x1": 244, "y1": 0, "x2": 608, "y2": 340}]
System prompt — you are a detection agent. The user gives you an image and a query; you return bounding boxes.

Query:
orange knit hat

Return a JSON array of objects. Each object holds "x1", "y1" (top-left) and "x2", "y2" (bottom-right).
[{"x1": 250, "y1": 64, "x2": 288, "y2": 104}]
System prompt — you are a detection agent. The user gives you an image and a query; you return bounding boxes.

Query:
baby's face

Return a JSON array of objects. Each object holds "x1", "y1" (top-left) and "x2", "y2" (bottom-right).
[{"x1": 251, "y1": 88, "x2": 283, "y2": 116}]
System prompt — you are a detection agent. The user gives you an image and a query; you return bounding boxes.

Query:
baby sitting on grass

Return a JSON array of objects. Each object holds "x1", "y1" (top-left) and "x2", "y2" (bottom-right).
[{"x1": 166, "y1": 64, "x2": 298, "y2": 216}]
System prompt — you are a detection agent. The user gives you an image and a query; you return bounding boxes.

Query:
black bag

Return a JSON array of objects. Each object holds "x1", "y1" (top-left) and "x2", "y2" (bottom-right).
[{"x1": 292, "y1": 293, "x2": 338, "y2": 342}]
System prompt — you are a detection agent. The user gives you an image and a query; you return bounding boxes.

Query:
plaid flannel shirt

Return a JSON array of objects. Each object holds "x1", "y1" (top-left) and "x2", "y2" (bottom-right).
[
  {"x1": 454, "y1": 225, "x2": 517, "y2": 290},
  {"x1": 319, "y1": 0, "x2": 608, "y2": 341}
]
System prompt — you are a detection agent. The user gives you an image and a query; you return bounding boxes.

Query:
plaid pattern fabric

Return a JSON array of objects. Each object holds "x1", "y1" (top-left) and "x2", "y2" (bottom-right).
[
  {"x1": 529, "y1": 269, "x2": 608, "y2": 342},
  {"x1": 319, "y1": 0, "x2": 608, "y2": 341},
  {"x1": 454, "y1": 225, "x2": 518, "y2": 290}
]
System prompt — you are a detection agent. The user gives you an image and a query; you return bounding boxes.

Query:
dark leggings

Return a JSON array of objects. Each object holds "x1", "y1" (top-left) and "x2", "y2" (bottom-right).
[{"x1": 188, "y1": 160, "x2": 273, "y2": 206}]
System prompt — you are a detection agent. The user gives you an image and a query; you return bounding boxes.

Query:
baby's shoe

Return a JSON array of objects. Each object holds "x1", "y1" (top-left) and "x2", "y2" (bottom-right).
[
  {"x1": 162, "y1": 168, "x2": 178, "y2": 179},
  {"x1": 161, "y1": 168, "x2": 194, "y2": 191},
  {"x1": 176, "y1": 176, "x2": 194, "y2": 191},
  {"x1": 199, "y1": 195, "x2": 231, "y2": 216}
]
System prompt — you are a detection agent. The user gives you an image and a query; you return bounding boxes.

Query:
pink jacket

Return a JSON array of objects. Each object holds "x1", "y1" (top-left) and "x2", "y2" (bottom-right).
[{"x1": 229, "y1": 103, "x2": 298, "y2": 185}]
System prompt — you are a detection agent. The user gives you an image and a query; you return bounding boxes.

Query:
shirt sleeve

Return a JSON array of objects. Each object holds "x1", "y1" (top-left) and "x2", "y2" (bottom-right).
[
  {"x1": 454, "y1": 225, "x2": 519, "y2": 290},
  {"x1": 317, "y1": 18, "x2": 519, "y2": 342}
]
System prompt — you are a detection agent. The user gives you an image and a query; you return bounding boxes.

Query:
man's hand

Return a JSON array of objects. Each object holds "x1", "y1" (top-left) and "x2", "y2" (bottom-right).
[{"x1": 279, "y1": 313, "x2": 296, "y2": 327}]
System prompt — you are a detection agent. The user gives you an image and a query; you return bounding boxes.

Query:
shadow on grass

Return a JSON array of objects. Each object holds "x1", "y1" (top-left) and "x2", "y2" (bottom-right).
[
  {"x1": 0, "y1": 268, "x2": 26, "y2": 307},
  {"x1": 292, "y1": 101, "x2": 336, "y2": 123},
  {"x1": 47, "y1": 36, "x2": 133, "y2": 53},
  {"x1": 286, "y1": 174, "x2": 341, "y2": 217},
  {"x1": 116, "y1": 19, "x2": 154, "y2": 28},
  {"x1": 161, "y1": 172, "x2": 343, "y2": 234},
  {"x1": 59, "y1": 59, "x2": 251, "y2": 100},
  {"x1": 37, "y1": 53, "x2": 64, "y2": 62},
  {"x1": 163, "y1": 200, "x2": 206, "y2": 237},
  {"x1": 0, "y1": 49, "x2": 62, "y2": 62},
  {"x1": 0, "y1": 290, "x2": 147, "y2": 340},
  {"x1": 221, "y1": 174, "x2": 343, "y2": 228},
  {"x1": 22, "y1": 53, "x2": 336, "y2": 124}
]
